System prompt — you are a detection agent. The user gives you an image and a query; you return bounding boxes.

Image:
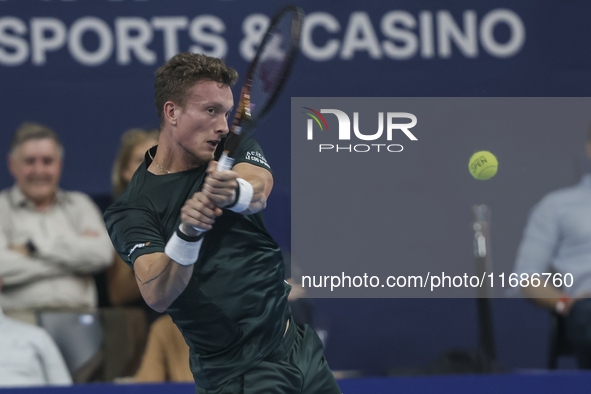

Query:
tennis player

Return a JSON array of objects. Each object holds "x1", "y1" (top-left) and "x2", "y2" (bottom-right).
[{"x1": 104, "y1": 53, "x2": 341, "y2": 393}]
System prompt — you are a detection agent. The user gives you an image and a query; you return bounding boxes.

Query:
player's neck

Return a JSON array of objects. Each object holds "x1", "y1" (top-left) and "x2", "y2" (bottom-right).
[{"x1": 148, "y1": 140, "x2": 205, "y2": 174}]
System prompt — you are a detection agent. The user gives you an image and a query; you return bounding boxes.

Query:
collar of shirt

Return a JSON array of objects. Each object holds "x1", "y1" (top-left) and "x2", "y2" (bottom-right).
[{"x1": 9, "y1": 185, "x2": 69, "y2": 210}]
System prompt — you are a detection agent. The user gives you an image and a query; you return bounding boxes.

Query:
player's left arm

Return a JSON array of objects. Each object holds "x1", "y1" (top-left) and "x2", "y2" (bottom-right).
[{"x1": 202, "y1": 161, "x2": 273, "y2": 215}]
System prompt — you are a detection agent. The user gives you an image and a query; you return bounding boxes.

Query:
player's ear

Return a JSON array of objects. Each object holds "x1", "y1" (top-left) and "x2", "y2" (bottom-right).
[{"x1": 163, "y1": 101, "x2": 178, "y2": 126}]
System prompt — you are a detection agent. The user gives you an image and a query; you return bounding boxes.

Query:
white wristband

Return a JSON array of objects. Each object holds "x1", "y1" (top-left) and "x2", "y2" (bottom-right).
[
  {"x1": 227, "y1": 178, "x2": 253, "y2": 213},
  {"x1": 164, "y1": 225, "x2": 204, "y2": 266}
]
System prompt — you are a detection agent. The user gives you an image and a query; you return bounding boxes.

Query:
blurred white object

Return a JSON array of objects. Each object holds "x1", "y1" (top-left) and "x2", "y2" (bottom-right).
[{"x1": 0, "y1": 305, "x2": 72, "y2": 387}]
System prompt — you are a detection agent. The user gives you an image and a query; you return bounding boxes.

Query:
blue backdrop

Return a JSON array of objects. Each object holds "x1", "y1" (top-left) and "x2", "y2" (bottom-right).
[{"x1": 1, "y1": 0, "x2": 590, "y2": 376}]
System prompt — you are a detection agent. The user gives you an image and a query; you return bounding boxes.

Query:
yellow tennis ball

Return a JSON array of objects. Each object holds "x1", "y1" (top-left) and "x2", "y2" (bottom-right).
[{"x1": 468, "y1": 151, "x2": 498, "y2": 180}]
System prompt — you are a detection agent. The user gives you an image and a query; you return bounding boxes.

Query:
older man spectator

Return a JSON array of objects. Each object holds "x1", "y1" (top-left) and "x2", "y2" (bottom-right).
[{"x1": 0, "y1": 122, "x2": 112, "y2": 323}]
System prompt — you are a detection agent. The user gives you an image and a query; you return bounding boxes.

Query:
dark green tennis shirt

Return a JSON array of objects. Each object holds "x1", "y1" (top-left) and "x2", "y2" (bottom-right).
[{"x1": 104, "y1": 137, "x2": 290, "y2": 389}]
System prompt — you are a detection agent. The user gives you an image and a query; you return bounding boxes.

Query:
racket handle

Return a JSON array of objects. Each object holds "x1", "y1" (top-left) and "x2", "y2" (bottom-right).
[
  {"x1": 192, "y1": 152, "x2": 234, "y2": 232},
  {"x1": 193, "y1": 153, "x2": 234, "y2": 232},
  {"x1": 217, "y1": 152, "x2": 235, "y2": 171}
]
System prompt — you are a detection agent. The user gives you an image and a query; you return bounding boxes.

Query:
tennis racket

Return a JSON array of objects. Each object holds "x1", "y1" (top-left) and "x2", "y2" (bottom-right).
[{"x1": 216, "y1": 5, "x2": 303, "y2": 171}]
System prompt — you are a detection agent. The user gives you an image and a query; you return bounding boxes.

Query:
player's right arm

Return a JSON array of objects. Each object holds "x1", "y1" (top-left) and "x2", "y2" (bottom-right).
[
  {"x1": 133, "y1": 252, "x2": 194, "y2": 312},
  {"x1": 133, "y1": 192, "x2": 222, "y2": 312}
]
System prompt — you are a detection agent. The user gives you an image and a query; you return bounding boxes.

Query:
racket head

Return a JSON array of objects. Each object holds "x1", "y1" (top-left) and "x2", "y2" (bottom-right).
[
  {"x1": 222, "y1": 5, "x2": 303, "y2": 160},
  {"x1": 245, "y1": 5, "x2": 303, "y2": 122}
]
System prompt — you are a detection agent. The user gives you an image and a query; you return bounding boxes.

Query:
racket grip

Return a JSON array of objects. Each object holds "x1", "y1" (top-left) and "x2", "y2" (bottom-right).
[
  {"x1": 217, "y1": 152, "x2": 235, "y2": 171},
  {"x1": 194, "y1": 153, "x2": 233, "y2": 232}
]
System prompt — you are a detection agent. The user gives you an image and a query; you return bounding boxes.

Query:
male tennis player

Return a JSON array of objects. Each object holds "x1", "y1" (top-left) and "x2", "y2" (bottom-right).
[{"x1": 104, "y1": 53, "x2": 341, "y2": 393}]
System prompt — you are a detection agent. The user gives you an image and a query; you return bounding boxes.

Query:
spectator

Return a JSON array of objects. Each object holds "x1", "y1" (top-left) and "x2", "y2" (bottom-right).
[
  {"x1": 513, "y1": 127, "x2": 591, "y2": 368},
  {"x1": 0, "y1": 122, "x2": 112, "y2": 323},
  {"x1": 81, "y1": 129, "x2": 159, "y2": 383},
  {"x1": 111, "y1": 128, "x2": 160, "y2": 201},
  {"x1": 284, "y1": 252, "x2": 315, "y2": 328},
  {"x1": 100, "y1": 129, "x2": 159, "y2": 381},
  {"x1": 0, "y1": 276, "x2": 73, "y2": 387},
  {"x1": 107, "y1": 128, "x2": 159, "y2": 315},
  {"x1": 134, "y1": 314, "x2": 193, "y2": 383}
]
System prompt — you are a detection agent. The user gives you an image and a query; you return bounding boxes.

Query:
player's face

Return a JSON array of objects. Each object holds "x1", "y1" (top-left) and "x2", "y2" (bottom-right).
[
  {"x1": 9, "y1": 138, "x2": 62, "y2": 206},
  {"x1": 123, "y1": 138, "x2": 157, "y2": 183},
  {"x1": 175, "y1": 80, "x2": 233, "y2": 165}
]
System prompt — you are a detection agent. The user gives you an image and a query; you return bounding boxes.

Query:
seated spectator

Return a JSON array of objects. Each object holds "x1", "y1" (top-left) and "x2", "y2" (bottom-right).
[
  {"x1": 94, "y1": 129, "x2": 160, "y2": 382},
  {"x1": 107, "y1": 128, "x2": 159, "y2": 318},
  {"x1": 0, "y1": 122, "x2": 112, "y2": 322},
  {"x1": 286, "y1": 278, "x2": 314, "y2": 328},
  {"x1": 0, "y1": 276, "x2": 72, "y2": 387},
  {"x1": 513, "y1": 128, "x2": 591, "y2": 368},
  {"x1": 134, "y1": 314, "x2": 193, "y2": 383},
  {"x1": 284, "y1": 252, "x2": 315, "y2": 328}
]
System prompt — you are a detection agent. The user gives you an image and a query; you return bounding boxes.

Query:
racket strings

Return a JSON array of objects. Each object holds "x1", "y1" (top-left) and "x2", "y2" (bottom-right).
[
  {"x1": 223, "y1": 6, "x2": 302, "y2": 157},
  {"x1": 249, "y1": 13, "x2": 296, "y2": 120}
]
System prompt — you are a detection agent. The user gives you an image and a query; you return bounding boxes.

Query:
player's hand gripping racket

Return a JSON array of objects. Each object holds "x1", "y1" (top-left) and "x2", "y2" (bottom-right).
[{"x1": 216, "y1": 5, "x2": 303, "y2": 171}]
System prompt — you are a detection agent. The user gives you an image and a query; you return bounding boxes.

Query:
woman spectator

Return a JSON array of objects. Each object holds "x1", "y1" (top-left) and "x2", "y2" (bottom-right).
[
  {"x1": 110, "y1": 129, "x2": 204, "y2": 383},
  {"x1": 108, "y1": 128, "x2": 159, "y2": 311}
]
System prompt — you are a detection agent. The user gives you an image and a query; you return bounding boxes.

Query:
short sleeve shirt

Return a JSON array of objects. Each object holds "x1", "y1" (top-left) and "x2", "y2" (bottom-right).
[{"x1": 104, "y1": 137, "x2": 290, "y2": 389}]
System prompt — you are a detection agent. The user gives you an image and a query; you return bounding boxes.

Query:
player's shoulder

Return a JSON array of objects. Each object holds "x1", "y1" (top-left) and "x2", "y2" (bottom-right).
[
  {"x1": 234, "y1": 136, "x2": 272, "y2": 171},
  {"x1": 113, "y1": 165, "x2": 154, "y2": 205},
  {"x1": 241, "y1": 134, "x2": 261, "y2": 146},
  {"x1": 105, "y1": 173, "x2": 171, "y2": 227},
  {"x1": 106, "y1": 187, "x2": 152, "y2": 217}
]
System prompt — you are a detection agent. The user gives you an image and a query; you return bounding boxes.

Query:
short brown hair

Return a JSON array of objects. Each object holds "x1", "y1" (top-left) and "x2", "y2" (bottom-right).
[
  {"x1": 10, "y1": 122, "x2": 63, "y2": 157},
  {"x1": 154, "y1": 53, "x2": 238, "y2": 124},
  {"x1": 112, "y1": 128, "x2": 159, "y2": 198}
]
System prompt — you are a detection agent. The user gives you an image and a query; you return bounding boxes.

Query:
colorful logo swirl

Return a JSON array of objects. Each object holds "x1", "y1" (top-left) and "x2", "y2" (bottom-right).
[{"x1": 302, "y1": 107, "x2": 329, "y2": 131}]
